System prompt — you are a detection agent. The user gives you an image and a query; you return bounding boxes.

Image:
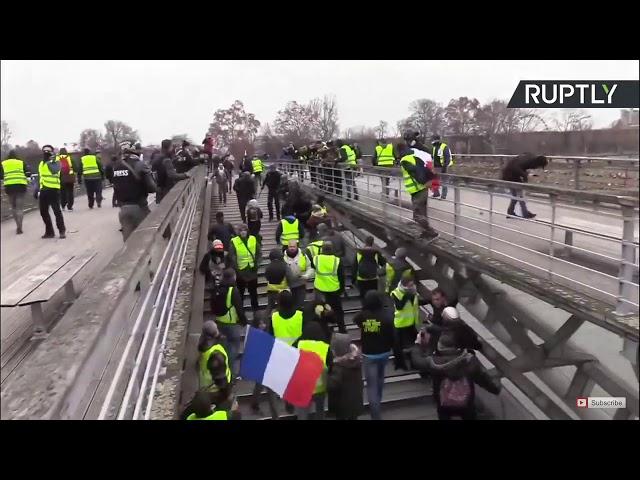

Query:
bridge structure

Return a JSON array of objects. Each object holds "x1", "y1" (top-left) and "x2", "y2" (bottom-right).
[{"x1": 1, "y1": 156, "x2": 638, "y2": 420}]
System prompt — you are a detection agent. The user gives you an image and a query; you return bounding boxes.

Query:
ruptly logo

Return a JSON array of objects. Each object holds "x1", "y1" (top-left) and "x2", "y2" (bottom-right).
[{"x1": 508, "y1": 80, "x2": 639, "y2": 108}]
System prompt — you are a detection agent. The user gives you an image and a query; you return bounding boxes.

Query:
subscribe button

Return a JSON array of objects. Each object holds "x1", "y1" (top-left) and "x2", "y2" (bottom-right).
[{"x1": 576, "y1": 397, "x2": 626, "y2": 409}]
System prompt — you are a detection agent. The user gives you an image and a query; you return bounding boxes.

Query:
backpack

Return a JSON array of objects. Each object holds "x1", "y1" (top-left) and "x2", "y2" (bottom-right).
[
  {"x1": 211, "y1": 284, "x2": 230, "y2": 317},
  {"x1": 247, "y1": 207, "x2": 259, "y2": 222},
  {"x1": 439, "y1": 377, "x2": 472, "y2": 408}
]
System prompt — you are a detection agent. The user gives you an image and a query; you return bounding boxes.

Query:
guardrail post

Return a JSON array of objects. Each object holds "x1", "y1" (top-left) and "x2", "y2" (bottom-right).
[
  {"x1": 548, "y1": 193, "x2": 558, "y2": 279},
  {"x1": 573, "y1": 159, "x2": 581, "y2": 191},
  {"x1": 453, "y1": 179, "x2": 461, "y2": 238},
  {"x1": 615, "y1": 204, "x2": 637, "y2": 316},
  {"x1": 487, "y1": 185, "x2": 494, "y2": 255}
]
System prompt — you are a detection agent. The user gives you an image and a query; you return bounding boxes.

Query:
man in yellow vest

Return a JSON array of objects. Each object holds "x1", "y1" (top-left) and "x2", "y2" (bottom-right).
[
  {"x1": 210, "y1": 268, "x2": 248, "y2": 377},
  {"x1": 35, "y1": 145, "x2": 66, "y2": 239},
  {"x1": 353, "y1": 235, "x2": 386, "y2": 302},
  {"x1": 398, "y1": 142, "x2": 439, "y2": 241},
  {"x1": 374, "y1": 138, "x2": 396, "y2": 199},
  {"x1": 336, "y1": 139, "x2": 359, "y2": 201},
  {"x1": 265, "y1": 248, "x2": 296, "y2": 311},
  {"x1": 430, "y1": 135, "x2": 453, "y2": 200},
  {"x1": 1, "y1": 150, "x2": 31, "y2": 234},
  {"x1": 284, "y1": 240, "x2": 315, "y2": 309},
  {"x1": 78, "y1": 148, "x2": 105, "y2": 209},
  {"x1": 229, "y1": 224, "x2": 261, "y2": 312},
  {"x1": 293, "y1": 321, "x2": 332, "y2": 419},
  {"x1": 183, "y1": 390, "x2": 241, "y2": 420},
  {"x1": 311, "y1": 241, "x2": 346, "y2": 334},
  {"x1": 196, "y1": 320, "x2": 234, "y2": 401},
  {"x1": 390, "y1": 276, "x2": 428, "y2": 370},
  {"x1": 276, "y1": 208, "x2": 304, "y2": 249},
  {"x1": 251, "y1": 154, "x2": 264, "y2": 189}
]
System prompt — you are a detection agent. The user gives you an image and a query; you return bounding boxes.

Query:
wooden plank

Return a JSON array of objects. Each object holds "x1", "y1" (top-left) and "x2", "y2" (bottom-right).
[
  {"x1": 18, "y1": 252, "x2": 98, "y2": 306},
  {"x1": 1, "y1": 255, "x2": 74, "y2": 307}
]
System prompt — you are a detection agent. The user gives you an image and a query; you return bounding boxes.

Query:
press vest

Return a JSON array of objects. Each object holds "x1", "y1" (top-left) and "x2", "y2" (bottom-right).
[
  {"x1": 215, "y1": 286, "x2": 239, "y2": 324},
  {"x1": 111, "y1": 158, "x2": 146, "y2": 204},
  {"x1": 375, "y1": 144, "x2": 394, "y2": 167},
  {"x1": 391, "y1": 288, "x2": 420, "y2": 329},
  {"x1": 298, "y1": 339, "x2": 329, "y2": 394},
  {"x1": 199, "y1": 343, "x2": 231, "y2": 391},
  {"x1": 400, "y1": 154, "x2": 426, "y2": 195},
  {"x1": 313, "y1": 254, "x2": 340, "y2": 292},
  {"x1": 272, "y1": 310, "x2": 303, "y2": 345},
  {"x1": 2, "y1": 159, "x2": 28, "y2": 186},
  {"x1": 231, "y1": 236, "x2": 257, "y2": 270}
]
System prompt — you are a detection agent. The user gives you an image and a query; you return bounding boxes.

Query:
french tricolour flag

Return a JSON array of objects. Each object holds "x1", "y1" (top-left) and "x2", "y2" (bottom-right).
[{"x1": 240, "y1": 327, "x2": 324, "y2": 407}]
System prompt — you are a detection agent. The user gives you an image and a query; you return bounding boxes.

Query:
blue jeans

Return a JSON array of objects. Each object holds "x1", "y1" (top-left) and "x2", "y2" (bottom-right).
[
  {"x1": 363, "y1": 353, "x2": 390, "y2": 420},
  {"x1": 217, "y1": 323, "x2": 243, "y2": 377}
]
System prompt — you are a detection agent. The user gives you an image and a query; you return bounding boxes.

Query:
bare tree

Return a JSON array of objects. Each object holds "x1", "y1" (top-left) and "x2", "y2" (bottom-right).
[
  {"x1": 1, "y1": 120, "x2": 12, "y2": 157},
  {"x1": 274, "y1": 100, "x2": 321, "y2": 143},
  {"x1": 209, "y1": 100, "x2": 261, "y2": 148},
  {"x1": 445, "y1": 97, "x2": 481, "y2": 135},
  {"x1": 309, "y1": 94, "x2": 339, "y2": 140},
  {"x1": 374, "y1": 120, "x2": 389, "y2": 139},
  {"x1": 550, "y1": 109, "x2": 593, "y2": 132},
  {"x1": 79, "y1": 128, "x2": 105, "y2": 151},
  {"x1": 104, "y1": 120, "x2": 139, "y2": 150}
]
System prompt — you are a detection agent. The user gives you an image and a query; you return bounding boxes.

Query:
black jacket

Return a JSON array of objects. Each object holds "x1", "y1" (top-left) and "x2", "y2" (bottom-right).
[
  {"x1": 211, "y1": 281, "x2": 248, "y2": 326},
  {"x1": 399, "y1": 148, "x2": 434, "y2": 187},
  {"x1": 264, "y1": 258, "x2": 296, "y2": 287},
  {"x1": 207, "y1": 222, "x2": 236, "y2": 250},
  {"x1": 327, "y1": 334, "x2": 363, "y2": 419},
  {"x1": 410, "y1": 345, "x2": 501, "y2": 411},
  {"x1": 240, "y1": 158, "x2": 253, "y2": 173},
  {"x1": 501, "y1": 153, "x2": 547, "y2": 183},
  {"x1": 199, "y1": 249, "x2": 228, "y2": 280},
  {"x1": 228, "y1": 235, "x2": 261, "y2": 282},
  {"x1": 233, "y1": 176, "x2": 256, "y2": 200},
  {"x1": 353, "y1": 308, "x2": 394, "y2": 355},
  {"x1": 353, "y1": 248, "x2": 386, "y2": 281},
  {"x1": 154, "y1": 153, "x2": 188, "y2": 193},
  {"x1": 263, "y1": 170, "x2": 282, "y2": 191}
]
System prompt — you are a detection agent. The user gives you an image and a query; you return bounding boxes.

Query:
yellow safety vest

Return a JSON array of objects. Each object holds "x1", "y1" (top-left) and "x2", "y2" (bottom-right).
[
  {"x1": 298, "y1": 339, "x2": 329, "y2": 394},
  {"x1": 400, "y1": 154, "x2": 426, "y2": 195},
  {"x1": 81, "y1": 154, "x2": 100, "y2": 177},
  {"x1": 391, "y1": 287, "x2": 420, "y2": 329},
  {"x1": 199, "y1": 343, "x2": 231, "y2": 391},
  {"x1": 215, "y1": 286, "x2": 239, "y2": 324},
  {"x1": 38, "y1": 160, "x2": 61, "y2": 190},
  {"x1": 187, "y1": 410, "x2": 229, "y2": 420},
  {"x1": 272, "y1": 310, "x2": 303, "y2": 345},
  {"x1": 2, "y1": 159, "x2": 28, "y2": 186},
  {"x1": 231, "y1": 236, "x2": 257, "y2": 270},
  {"x1": 356, "y1": 251, "x2": 380, "y2": 281},
  {"x1": 385, "y1": 264, "x2": 412, "y2": 293},
  {"x1": 341, "y1": 145, "x2": 357, "y2": 166},
  {"x1": 280, "y1": 218, "x2": 300, "y2": 246},
  {"x1": 267, "y1": 266, "x2": 289, "y2": 293},
  {"x1": 306, "y1": 240, "x2": 324, "y2": 259},
  {"x1": 252, "y1": 158, "x2": 264, "y2": 173},
  {"x1": 375, "y1": 144, "x2": 394, "y2": 167},
  {"x1": 55, "y1": 155, "x2": 74, "y2": 174},
  {"x1": 313, "y1": 254, "x2": 340, "y2": 293},
  {"x1": 432, "y1": 142, "x2": 454, "y2": 167}
]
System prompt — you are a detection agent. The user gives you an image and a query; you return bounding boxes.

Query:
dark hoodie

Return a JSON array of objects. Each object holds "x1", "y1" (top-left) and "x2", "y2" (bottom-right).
[
  {"x1": 197, "y1": 323, "x2": 232, "y2": 399},
  {"x1": 211, "y1": 278, "x2": 248, "y2": 326},
  {"x1": 410, "y1": 334, "x2": 500, "y2": 414},
  {"x1": 353, "y1": 247, "x2": 386, "y2": 281},
  {"x1": 353, "y1": 292, "x2": 394, "y2": 356},
  {"x1": 199, "y1": 249, "x2": 229, "y2": 282},
  {"x1": 265, "y1": 249, "x2": 296, "y2": 288},
  {"x1": 327, "y1": 333, "x2": 364, "y2": 419},
  {"x1": 275, "y1": 215, "x2": 305, "y2": 245},
  {"x1": 501, "y1": 153, "x2": 548, "y2": 183}
]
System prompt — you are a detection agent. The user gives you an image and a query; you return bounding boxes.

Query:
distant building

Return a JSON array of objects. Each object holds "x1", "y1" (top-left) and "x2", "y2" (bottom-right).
[{"x1": 618, "y1": 109, "x2": 639, "y2": 128}]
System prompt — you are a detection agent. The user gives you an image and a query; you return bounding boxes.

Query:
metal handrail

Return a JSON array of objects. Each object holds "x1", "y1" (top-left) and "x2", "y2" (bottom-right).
[{"x1": 276, "y1": 162, "x2": 639, "y2": 315}]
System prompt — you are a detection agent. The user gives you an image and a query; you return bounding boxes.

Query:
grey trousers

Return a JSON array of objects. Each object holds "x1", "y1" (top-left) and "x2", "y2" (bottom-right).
[
  {"x1": 410, "y1": 188, "x2": 432, "y2": 230},
  {"x1": 119, "y1": 203, "x2": 150, "y2": 241},
  {"x1": 7, "y1": 190, "x2": 25, "y2": 230}
]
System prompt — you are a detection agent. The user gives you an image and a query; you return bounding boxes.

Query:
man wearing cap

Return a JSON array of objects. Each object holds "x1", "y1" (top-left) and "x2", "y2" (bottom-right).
[
  {"x1": 199, "y1": 239, "x2": 229, "y2": 285},
  {"x1": 111, "y1": 140, "x2": 157, "y2": 241},
  {"x1": 35, "y1": 145, "x2": 66, "y2": 239}
]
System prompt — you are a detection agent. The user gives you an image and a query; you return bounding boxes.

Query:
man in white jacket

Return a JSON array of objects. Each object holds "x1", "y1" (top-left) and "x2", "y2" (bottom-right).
[{"x1": 283, "y1": 239, "x2": 315, "y2": 309}]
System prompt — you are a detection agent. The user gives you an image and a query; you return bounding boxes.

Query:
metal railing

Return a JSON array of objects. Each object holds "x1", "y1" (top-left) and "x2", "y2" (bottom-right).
[
  {"x1": 277, "y1": 162, "x2": 639, "y2": 315},
  {"x1": 352, "y1": 153, "x2": 640, "y2": 192}
]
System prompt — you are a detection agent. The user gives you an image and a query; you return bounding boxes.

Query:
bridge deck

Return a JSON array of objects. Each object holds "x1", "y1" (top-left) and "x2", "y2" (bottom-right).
[{"x1": 0, "y1": 189, "x2": 124, "y2": 385}]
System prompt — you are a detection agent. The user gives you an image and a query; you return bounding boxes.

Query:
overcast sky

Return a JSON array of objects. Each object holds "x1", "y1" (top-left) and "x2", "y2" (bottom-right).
[{"x1": 1, "y1": 60, "x2": 638, "y2": 147}]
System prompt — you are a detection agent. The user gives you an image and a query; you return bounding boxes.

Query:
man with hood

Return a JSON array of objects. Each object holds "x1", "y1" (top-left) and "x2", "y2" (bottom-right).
[
  {"x1": 353, "y1": 290, "x2": 394, "y2": 420},
  {"x1": 197, "y1": 320, "x2": 233, "y2": 402},
  {"x1": 284, "y1": 240, "x2": 315, "y2": 309},
  {"x1": 233, "y1": 171, "x2": 256, "y2": 224},
  {"x1": 276, "y1": 206, "x2": 305, "y2": 249},
  {"x1": 411, "y1": 329, "x2": 501, "y2": 420},
  {"x1": 293, "y1": 321, "x2": 333, "y2": 420},
  {"x1": 261, "y1": 164, "x2": 282, "y2": 222},
  {"x1": 199, "y1": 239, "x2": 229, "y2": 285},
  {"x1": 353, "y1": 235, "x2": 386, "y2": 302},
  {"x1": 246, "y1": 198, "x2": 263, "y2": 239},
  {"x1": 385, "y1": 247, "x2": 414, "y2": 294},
  {"x1": 210, "y1": 268, "x2": 247, "y2": 377},
  {"x1": 501, "y1": 153, "x2": 548, "y2": 219},
  {"x1": 56, "y1": 147, "x2": 76, "y2": 211},
  {"x1": 265, "y1": 247, "x2": 297, "y2": 311},
  {"x1": 229, "y1": 224, "x2": 260, "y2": 313},
  {"x1": 327, "y1": 333, "x2": 363, "y2": 420}
]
